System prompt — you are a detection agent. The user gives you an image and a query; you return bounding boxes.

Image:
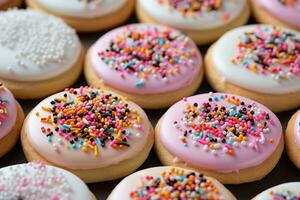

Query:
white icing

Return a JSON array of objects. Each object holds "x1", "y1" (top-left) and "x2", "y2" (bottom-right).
[
  {"x1": 33, "y1": 0, "x2": 127, "y2": 19},
  {"x1": 25, "y1": 89, "x2": 152, "y2": 170},
  {"x1": 0, "y1": 9, "x2": 80, "y2": 82},
  {"x1": 212, "y1": 24, "x2": 300, "y2": 94},
  {"x1": 109, "y1": 166, "x2": 236, "y2": 200},
  {"x1": 138, "y1": 0, "x2": 247, "y2": 30},
  {"x1": 254, "y1": 182, "x2": 300, "y2": 200},
  {"x1": 0, "y1": 162, "x2": 93, "y2": 200}
]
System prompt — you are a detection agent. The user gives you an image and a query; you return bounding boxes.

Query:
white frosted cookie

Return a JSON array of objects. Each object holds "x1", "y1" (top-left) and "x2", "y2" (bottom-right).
[
  {"x1": 136, "y1": 0, "x2": 250, "y2": 44},
  {"x1": 0, "y1": 9, "x2": 83, "y2": 99},
  {"x1": 253, "y1": 182, "x2": 300, "y2": 200},
  {"x1": 205, "y1": 24, "x2": 300, "y2": 112},
  {"x1": 26, "y1": 0, "x2": 134, "y2": 32},
  {"x1": 108, "y1": 166, "x2": 236, "y2": 200},
  {"x1": 0, "y1": 162, "x2": 95, "y2": 200}
]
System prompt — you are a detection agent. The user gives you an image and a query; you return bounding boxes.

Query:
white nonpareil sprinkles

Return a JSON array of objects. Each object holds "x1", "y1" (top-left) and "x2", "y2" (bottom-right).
[
  {"x1": 0, "y1": 9, "x2": 77, "y2": 70},
  {"x1": 0, "y1": 162, "x2": 74, "y2": 200}
]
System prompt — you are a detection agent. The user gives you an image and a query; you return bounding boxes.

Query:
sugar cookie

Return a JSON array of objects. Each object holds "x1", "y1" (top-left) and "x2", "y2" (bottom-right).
[
  {"x1": 155, "y1": 93, "x2": 283, "y2": 184},
  {"x1": 26, "y1": 0, "x2": 134, "y2": 32},
  {"x1": 108, "y1": 166, "x2": 236, "y2": 200},
  {"x1": 21, "y1": 86, "x2": 154, "y2": 183},
  {"x1": 85, "y1": 23, "x2": 203, "y2": 109},
  {"x1": 250, "y1": 0, "x2": 300, "y2": 31},
  {"x1": 136, "y1": 0, "x2": 250, "y2": 45},
  {"x1": 205, "y1": 24, "x2": 300, "y2": 112},
  {"x1": 0, "y1": 83, "x2": 24, "y2": 157},
  {"x1": 0, "y1": 162, "x2": 95, "y2": 200},
  {"x1": 0, "y1": 9, "x2": 83, "y2": 99}
]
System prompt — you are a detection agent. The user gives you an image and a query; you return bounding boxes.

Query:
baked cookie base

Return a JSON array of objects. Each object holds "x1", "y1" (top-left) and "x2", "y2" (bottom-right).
[
  {"x1": 26, "y1": 0, "x2": 134, "y2": 32},
  {"x1": 0, "y1": 0, "x2": 22, "y2": 10},
  {"x1": 84, "y1": 48, "x2": 204, "y2": 109},
  {"x1": 285, "y1": 110, "x2": 300, "y2": 170},
  {"x1": 0, "y1": 102, "x2": 24, "y2": 157},
  {"x1": 155, "y1": 116, "x2": 284, "y2": 184},
  {"x1": 204, "y1": 45, "x2": 300, "y2": 112},
  {"x1": 250, "y1": 0, "x2": 300, "y2": 32},
  {"x1": 21, "y1": 113, "x2": 154, "y2": 183},
  {"x1": 0, "y1": 46, "x2": 84, "y2": 100},
  {"x1": 136, "y1": 1, "x2": 250, "y2": 45}
]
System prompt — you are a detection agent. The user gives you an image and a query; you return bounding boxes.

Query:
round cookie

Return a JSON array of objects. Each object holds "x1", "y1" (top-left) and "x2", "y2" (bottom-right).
[
  {"x1": 108, "y1": 166, "x2": 236, "y2": 200},
  {"x1": 205, "y1": 24, "x2": 300, "y2": 112},
  {"x1": 285, "y1": 110, "x2": 300, "y2": 170},
  {"x1": 250, "y1": 0, "x2": 300, "y2": 31},
  {"x1": 85, "y1": 23, "x2": 203, "y2": 109},
  {"x1": 26, "y1": 0, "x2": 134, "y2": 32},
  {"x1": 0, "y1": 0, "x2": 22, "y2": 10},
  {"x1": 136, "y1": 0, "x2": 250, "y2": 45},
  {"x1": 0, "y1": 162, "x2": 95, "y2": 200},
  {"x1": 253, "y1": 182, "x2": 300, "y2": 200},
  {"x1": 0, "y1": 9, "x2": 83, "y2": 99},
  {"x1": 0, "y1": 83, "x2": 24, "y2": 157},
  {"x1": 21, "y1": 86, "x2": 154, "y2": 183},
  {"x1": 155, "y1": 92, "x2": 284, "y2": 184}
]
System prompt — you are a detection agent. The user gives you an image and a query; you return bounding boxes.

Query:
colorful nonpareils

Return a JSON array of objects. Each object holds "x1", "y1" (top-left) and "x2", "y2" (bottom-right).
[
  {"x1": 37, "y1": 86, "x2": 143, "y2": 157},
  {"x1": 97, "y1": 25, "x2": 198, "y2": 88},
  {"x1": 174, "y1": 93, "x2": 275, "y2": 156},
  {"x1": 232, "y1": 25, "x2": 300, "y2": 80},
  {"x1": 129, "y1": 167, "x2": 222, "y2": 199},
  {"x1": 270, "y1": 190, "x2": 300, "y2": 200},
  {"x1": 0, "y1": 84, "x2": 8, "y2": 126},
  {"x1": 157, "y1": 0, "x2": 224, "y2": 17}
]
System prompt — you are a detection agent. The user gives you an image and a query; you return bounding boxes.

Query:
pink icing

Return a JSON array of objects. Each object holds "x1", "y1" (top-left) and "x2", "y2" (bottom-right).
[
  {"x1": 0, "y1": 86, "x2": 17, "y2": 140},
  {"x1": 159, "y1": 93, "x2": 282, "y2": 173},
  {"x1": 89, "y1": 23, "x2": 202, "y2": 95},
  {"x1": 294, "y1": 111, "x2": 300, "y2": 148},
  {"x1": 256, "y1": 0, "x2": 300, "y2": 27}
]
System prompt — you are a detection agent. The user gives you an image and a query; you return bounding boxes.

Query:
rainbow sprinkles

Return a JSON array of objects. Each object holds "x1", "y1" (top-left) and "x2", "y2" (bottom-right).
[
  {"x1": 130, "y1": 167, "x2": 222, "y2": 199},
  {"x1": 174, "y1": 93, "x2": 276, "y2": 156},
  {"x1": 232, "y1": 25, "x2": 300, "y2": 81},
  {"x1": 98, "y1": 25, "x2": 198, "y2": 88},
  {"x1": 37, "y1": 86, "x2": 143, "y2": 157},
  {"x1": 0, "y1": 84, "x2": 8, "y2": 126}
]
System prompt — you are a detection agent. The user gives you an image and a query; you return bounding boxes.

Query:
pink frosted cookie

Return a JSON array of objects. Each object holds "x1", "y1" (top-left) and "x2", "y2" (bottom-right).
[
  {"x1": 136, "y1": 0, "x2": 250, "y2": 45},
  {"x1": 0, "y1": 162, "x2": 95, "y2": 200},
  {"x1": 253, "y1": 182, "x2": 300, "y2": 200},
  {"x1": 251, "y1": 0, "x2": 300, "y2": 31},
  {"x1": 21, "y1": 86, "x2": 154, "y2": 183},
  {"x1": 285, "y1": 109, "x2": 300, "y2": 171},
  {"x1": 108, "y1": 166, "x2": 236, "y2": 200},
  {"x1": 205, "y1": 24, "x2": 300, "y2": 112},
  {"x1": 85, "y1": 23, "x2": 203, "y2": 109},
  {"x1": 0, "y1": 83, "x2": 24, "y2": 157},
  {"x1": 155, "y1": 93, "x2": 283, "y2": 184}
]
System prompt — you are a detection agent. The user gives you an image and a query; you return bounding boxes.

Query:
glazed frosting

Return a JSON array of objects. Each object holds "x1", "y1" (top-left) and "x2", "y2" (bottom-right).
[
  {"x1": 159, "y1": 93, "x2": 282, "y2": 173},
  {"x1": 0, "y1": 84, "x2": 17, "y2": 140},
  {"x1": 0, "y1": 9, "x2": 80, "y2": 82},
  {"x1": 0, "y1": 162, "x2": 93, "y2": 200},
  {"x1": 213, "y1": 24, "x2": 300, "y2": 94},
  {"x1": 256, "y1": 0, "x2": 300, "y2": 28},
  {"x1": 109, "y1": 166, "x2": 235, "y2": 200},
  {"x1": 254, "y1": 182, "x2": 300, "y2": 200},
  {"x1": 294, "y1": 111, "x2": 300, "y2": 148},
  {"x1": 25, "y1": 86, "x2": 152, "y2": 170},
  {"x1": 90, "y1": 23, "x2": 202, "y2": 95},
  {"x1": 138, "y1": 0, "x2": 247, "y2": 30},
  {"x1": 33, "y1": 0, "x2": 127, "y2": 19}
]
